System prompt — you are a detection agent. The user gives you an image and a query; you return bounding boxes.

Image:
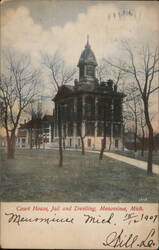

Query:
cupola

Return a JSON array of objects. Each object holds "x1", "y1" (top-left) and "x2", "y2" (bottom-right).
[{"x1": 77, "y1": 38, "x2": 98, "y2": 84}]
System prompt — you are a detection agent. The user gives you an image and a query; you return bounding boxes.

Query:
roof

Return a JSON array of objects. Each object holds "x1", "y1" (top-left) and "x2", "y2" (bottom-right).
[
  {"x1": 53, "y1": 82, "x2": 125, "y2": 102},
  {"x1": 53, "y1": 85, "x2": 74, "y2": 101},
  {"x1": 18, "y1": 115, "x2": 54, "y2": 130},
  {"x1": 19, "y1": 119, "x2": 42, "y2": 129},
  {"x1": 77, "y1": 41, "x2": 97, "y2": 66},
  {"x1": 42, "y1": 115, "x2": 53, "y2": 123}
]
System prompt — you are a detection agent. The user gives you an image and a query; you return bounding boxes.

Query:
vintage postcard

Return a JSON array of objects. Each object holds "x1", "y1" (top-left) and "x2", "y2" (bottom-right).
[{"x1": 0, "y1": 0, "x2": 159, "y2": 249}]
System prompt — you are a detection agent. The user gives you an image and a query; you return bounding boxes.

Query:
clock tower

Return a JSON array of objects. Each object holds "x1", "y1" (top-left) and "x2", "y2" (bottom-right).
[{"x1": 77, "y1": 39, "x2": 98, "y2": 86}]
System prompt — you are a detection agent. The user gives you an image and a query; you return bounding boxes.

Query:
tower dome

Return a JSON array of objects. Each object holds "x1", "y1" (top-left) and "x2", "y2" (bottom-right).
[
  {"x1": 77, "y1": 39, "x2": 98, "y2": 87},
  {"x1": 78, "y1": 40, "x2": 97, "y2": 67}
]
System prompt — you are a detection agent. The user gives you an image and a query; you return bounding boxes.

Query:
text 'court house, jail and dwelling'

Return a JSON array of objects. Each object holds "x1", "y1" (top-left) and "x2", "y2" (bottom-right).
[{"x1": 53, "y1": 40, "x2": 125, "y2": 150}]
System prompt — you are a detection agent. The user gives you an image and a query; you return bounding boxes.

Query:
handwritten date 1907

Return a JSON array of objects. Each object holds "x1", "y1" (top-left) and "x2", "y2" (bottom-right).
[{"x1": 103, "y1": 228, "x2": 156, "y2": 248}]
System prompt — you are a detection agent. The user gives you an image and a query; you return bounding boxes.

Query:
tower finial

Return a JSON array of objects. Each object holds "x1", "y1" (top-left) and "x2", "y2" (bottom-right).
[{"x1": 85, "y1": 34, "x2": 90, "y2": 48}]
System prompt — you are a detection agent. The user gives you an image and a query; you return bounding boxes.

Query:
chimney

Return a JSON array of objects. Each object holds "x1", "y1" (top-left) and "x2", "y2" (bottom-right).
[
  {"x1": 107, "y1": 79, "x2": 113, "y2": 89},
  {"x1": 74, "y1": 79, "x2": 78, "y2": 86},
  {"x1": 114, "y1": 84, "x2": 117, "y2": 92}
]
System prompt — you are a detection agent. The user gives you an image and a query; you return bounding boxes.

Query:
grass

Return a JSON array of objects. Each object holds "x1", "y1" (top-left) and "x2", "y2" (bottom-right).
[
  {"x1": 115, "y1": 150, "x2": 159, "y2": 165},
  {"x1": 0, "y1": 149, "x2": 159, "y2": 202}
]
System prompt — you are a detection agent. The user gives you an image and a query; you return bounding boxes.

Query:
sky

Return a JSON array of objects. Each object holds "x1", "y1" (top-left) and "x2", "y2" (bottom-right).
[{"x1": 1, "y1": 0, "x2": 159, "y2": 131}]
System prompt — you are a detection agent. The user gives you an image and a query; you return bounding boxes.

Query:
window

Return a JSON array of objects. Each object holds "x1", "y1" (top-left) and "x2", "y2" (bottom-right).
[
  {"x1": 106, "y1": 122, "x2": 111, "y2": 137},
  {"x1": 68, "y1": 122, "x2": 73, "y2": 136},
  {"x1": 63, "y1": 123, "x2": 67, "y2": 137},
  {"x1": 114, "y1": 99, "x2": 122, "y2": 122},
  {"x1": 70, "y1": 138, "x2": 72, "y2": 147},
  {"x1": 77, "y1": 122, "x2": 81, "y2": 136},
  {"x1": 113, "y1": 124, "x2": 121, "y2": 137},
  {"x1": 22, "y1": 138, "x2": 26, "y2": 143},
  {"x1": 87, "y1": 138, "x2": 91, "y2": 147},
  {"x1": 115, "y1": 139, "x2": 119, "y2": 148},
  {"x1": 54, "y1": 123, "x2": 58, "y2": 137},
  {"x1": 85, "y1": 96, "x2": 95, "y2": 120},
  {"x1": 44, "y1": 128, "x2": 49, "y2": 133},
  {"x1": 85, "y1": 122, "x2": 95, "y2": 136},
  {"x1": 77, "y1": 97, "x2": 82, "y2": 121},
  {"x1": 97, "y1": 122, "x2": 103, "y2": 136},
  {"x1": 78, "y1": 138, "x2": 80, "y2": 147},
  {"x1": 97, "y1": 98, "x2": 112, "y2": 121}
]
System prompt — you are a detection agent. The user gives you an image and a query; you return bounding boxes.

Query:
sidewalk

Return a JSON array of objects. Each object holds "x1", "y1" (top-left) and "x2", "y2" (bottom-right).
[
  {"x1": 52, "y1": 148, "x2": 159, "y2": 175},
  {"x1": 103, "y1": 152, "x2": 159, "y2": 175}
]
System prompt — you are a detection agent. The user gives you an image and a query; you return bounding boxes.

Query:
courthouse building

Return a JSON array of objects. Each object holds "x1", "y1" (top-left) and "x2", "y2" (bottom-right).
[{"x1": 53, "y1": 41, "x2": 125, "y2": 150}]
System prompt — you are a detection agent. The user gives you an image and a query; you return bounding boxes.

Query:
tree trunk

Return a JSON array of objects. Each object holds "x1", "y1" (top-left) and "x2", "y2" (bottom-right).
[
  {"x1": 99, "y1": 110, "x2": 106, "y2": 160},
  {"x1": 7, "y1": 131, "x2": 16, "y2": 159},
  {"x1": 58, "y1": 105, "x2": 63, "y2": 167},
  {"x1": 134, "y1": 132, "x2": 137, "y2": 152},
  {"x1": 147, "y1": 126, "x2": 153, "y2": 175},
  {"x1": 109, "y1": 135, "x2": 112, "y2": 151},
  {"x1": 122, "y1": 124, "x2": 125, "y2": 151},
  {"x1": 30, "y1": 128, "x2": 33, "y2": 149},
  {"x1": 35, "y1": 136, "x2": 38, "y2": 149},
  {"x1": 99, "y1": 136, "x2": 106, "y2": 160},
  {"x1": 134, "y1": 118, "x2": 138, "y2": 152},
  {"x1": 143, "y1": 99, "x2": 153, "y2": 175},
  {"x1": 141, "y1": 126, "x2": 145, "y2": 157},
  {"x1": 80, "y1": 136, "x2": 85, "y2": 155},
  {"x1": 63, "y1": 138, "x2": 66, "y2": 149},
  {"x1": 38, "y1": 130, "x2": 41, "y2": 149}
]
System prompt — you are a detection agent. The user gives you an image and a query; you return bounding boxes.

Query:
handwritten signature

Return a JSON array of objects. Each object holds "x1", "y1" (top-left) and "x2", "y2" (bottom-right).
[{"x1": 103, "y1": 228, "x2": 156, "y2": 248}]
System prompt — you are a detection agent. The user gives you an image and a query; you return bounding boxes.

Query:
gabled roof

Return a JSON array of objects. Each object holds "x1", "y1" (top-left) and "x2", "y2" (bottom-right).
[
  {"x1": 19, "y1": 119, "x2": 42, "y2": 129},
  {"x1": 19, "y1": 115, "x2": 54, "y2": 130}
]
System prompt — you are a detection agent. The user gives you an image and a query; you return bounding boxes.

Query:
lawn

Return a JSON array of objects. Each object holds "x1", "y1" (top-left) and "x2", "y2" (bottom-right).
[
  {"x1": 0, "y1": 149, "x2": 159, "y2": 202},
  {"x1": 115, "y1": 150, "x2": 159, "y2": 165}
]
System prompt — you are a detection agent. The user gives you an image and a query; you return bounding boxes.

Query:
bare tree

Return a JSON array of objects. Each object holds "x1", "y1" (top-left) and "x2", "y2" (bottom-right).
[
  {"x1": 28, "y1": 101, "x2": 43, "y2": 149},
  {"x1": 98, "y1": 58, "x2": 126, "y2": 88},
  {"x1": 124, "y1": 83, "x2": 142, "y2": 152},
  {"x1": 139, "y1": 102, "x2": 147, "y2": 157},
  {"x1": 106, "y1": 42, "x2": 159, "y2": 175},
  {"x1": 78, "y1": 120, "x2": 86, "y2": 155},
  {"x1": 0, "y1": 101, "x2": 5, "y2": 128},
  {"x1": 99, "y1": 101, "x2": 107, "y2": 160},
  {"x1": 42, "y1": 52, "x2": 76, "y2": 167},
  {"x1": 96, "y1": 58, "x2": 107, "y2": 84},
  {"x1": 42, "y1": 52, "x2": 76, "y2": 90},
  {"x1": 138, "y1": 100, "x2": 155, "y2": 157},
  {"x1": 0, "y1": 51, "x2": 39, "y2": 159},
  {"x1": 97, "y1": 61, "x2": 125, "y2": 155}
]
